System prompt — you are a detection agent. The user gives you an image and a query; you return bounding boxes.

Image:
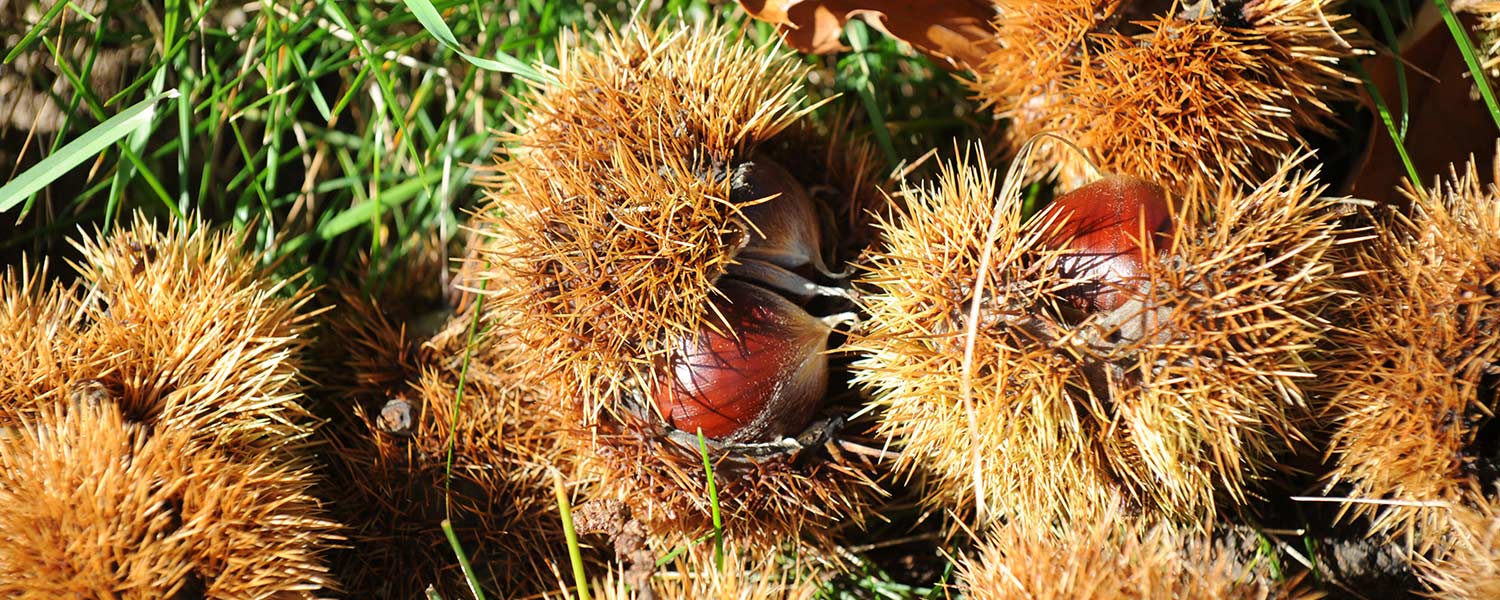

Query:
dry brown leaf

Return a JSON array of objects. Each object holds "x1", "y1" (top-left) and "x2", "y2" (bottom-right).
[{"x1": 738, "y1": 0, "x2": 998, "y2": 68}]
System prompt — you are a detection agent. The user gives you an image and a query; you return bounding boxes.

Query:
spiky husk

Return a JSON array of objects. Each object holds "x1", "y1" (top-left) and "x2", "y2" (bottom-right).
[
  {"x1": 471, "y1": 21, "x2": 817, "y2": 399},
  {"x1": 0, "y1": 265, "x2": 93, "y2": 418},
  {"x1": 576, "y1": 541, "x2": 824, "y2": 600},
  {"x1": 0, "y1": 401, "x2": 337, "y2": 598},
  {"x1": 470, "y1": 21, "x2": 885, "y2": 549},
  {"x1": 51, "y1": 215, "x2": 322, "y2": 458},
  {"x1": 1471, "y1": 1, "x2": 1500, "y2": 80},
  {"x1": 319, "y1": 268, "x2": 590, "y2": 597},
  {"x1": 957, "y1": 507, "x2": 1289, "y2": 600},
  {"x1": 1418, "y1": 488, "x2": 1500, "y2": 600},
  {"x1": 0, "y1": 216, "x2": 337, "y2": 596},
  {"x1": 1322, "y1": 155, "x2": 1500, "y2": 544},
  {"x1": 973, "y1": 0, "x2": 1360, "y2": 196},
  {"x1": 565, "y1": 409, "x2": 883, "y2": 551},
  {"x1": 853, "y1": 152, "x2": 1348, "y2": 528}
]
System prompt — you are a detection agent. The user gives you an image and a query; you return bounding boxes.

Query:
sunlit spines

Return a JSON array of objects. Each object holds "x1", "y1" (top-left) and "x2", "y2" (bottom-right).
[
  {"x1": 1322, "y1": 153, "x2": 1500, "y2": 544},
  {"x1": 852, "y1": 152, "x2": 1119, "y2": 526},
  {"x1": 975, "y1": 0, "x2": 1361, "y2": 196},
  {"x1": 579, "y1": 540, "x2": 824, "y2": 600},
  {"x1": 0, "y1": 401, "x2": 337, "y2": 598},
  {"x1": 0, "y1": 264, "x2": 93, "y2": 424},
  {"x1": 853, "y1": 150, "x2": 1349, "y2": 527},
  {"x1": 69, "y1": 215, "x2": 320, "y2": 456},
  {"x1": 958, "y1": 507, "x2": 1286, "y2": 600},
  {"x1": 1418, "y1": 488, "x2": 1500, "y2": 600},
  {"x1": 469, "y1": 19, "x2": 887, "y2": 552},
  {"x1": 472, "y1": 22, "x2": 819, "y2": 417},
  {"x1": 1101, "y1": 157, "x2": 1347, "y2": 516}
]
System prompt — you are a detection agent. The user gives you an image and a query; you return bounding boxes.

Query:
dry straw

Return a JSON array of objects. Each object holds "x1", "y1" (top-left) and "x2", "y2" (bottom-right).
[{"x1": 853, "y1": 146, "x2": 1351, "y2": 529}]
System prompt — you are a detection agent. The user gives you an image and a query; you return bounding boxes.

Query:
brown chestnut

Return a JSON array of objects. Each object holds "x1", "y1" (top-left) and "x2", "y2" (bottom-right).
[
  {"x1": 730, "y1": 157, "x2": 841, "y2": 278},
  {"x1": 1039, "y1": 175, "x2": 1174, "y2": 314},
  {"x1": 651, "y1": 278, "x2": 838, "y2": 444}
]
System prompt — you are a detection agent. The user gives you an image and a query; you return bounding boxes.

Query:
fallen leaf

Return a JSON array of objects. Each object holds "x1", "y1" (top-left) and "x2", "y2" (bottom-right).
[{"x1": 737, "y1": 0, "x2": 998, "y2": 69}]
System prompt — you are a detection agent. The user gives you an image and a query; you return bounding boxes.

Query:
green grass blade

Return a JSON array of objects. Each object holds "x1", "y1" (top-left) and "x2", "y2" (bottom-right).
[
  {"x1": 1353, "y1": 62, "x2": 1422, "y2": 190},
  {"x1": 0, "y1": 90, "x2": 180, "y2": 214},
  {"x1": 846, "y1": 21, "x2": 900, "y2": 169},
  {"x1": 403, "y1": 0, "x2": 551, "y2": 83},
  {"x1": 553, "y1": 470, "x2": 592, "y2": 600},
  {"x1": 440, "y1": 519, "x2": 488, "y2": 600},
  {"x1": 316, "y1": 167, "x2": 446, "y2": 239},
  {"x1": 1434, "y1": 0, "x2": 1500, "y2": 131},
  {"x1": 3, "y1": 0, "x2": 68, "y2": 64},
  {"x1": 697, "y1": 430, "x2": 724, "y2": 571}
]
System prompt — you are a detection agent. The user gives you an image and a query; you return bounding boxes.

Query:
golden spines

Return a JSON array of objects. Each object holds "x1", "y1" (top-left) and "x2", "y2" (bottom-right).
[
  {"x1": 1323, "y1": 153, "x2": 1500, "y2": 544},
  {"x1": 974, "y1": 0, "x2": 1361, "y2": 197},
  {"x1": 854, "y1": 150, "x2": 1349, "y2": 527}
]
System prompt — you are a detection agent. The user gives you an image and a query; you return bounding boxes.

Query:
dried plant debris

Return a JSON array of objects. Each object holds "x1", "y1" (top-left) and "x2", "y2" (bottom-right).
[
  {"x1": 1323, "y1": 153, "x2": 1500, "y2": 546},
  {"x1": 853, "y1": 151, "x2": 1351, "y2": 528},
  {"x1": 736, "y1": 0, "x2": 999, "y2": 68},
  {"x1": 318, "y1": 248, "x2": 589, "y2": 597},
  {"x1": 0, "y1": 0, "x2": 151, "y2": 134},
  {"x1": 471, "y1": 20, "x2": 886, "y2": 552},
  {"x1": 972, "y1": 0, "x2": 1362, "y2": 197}
]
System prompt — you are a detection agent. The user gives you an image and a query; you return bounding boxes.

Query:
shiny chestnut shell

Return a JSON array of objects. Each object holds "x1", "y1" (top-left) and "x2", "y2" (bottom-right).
[
  {"x1": 1040, "y1": 175, "x2": 1174, "y2": 314},
  {"x1": 651, "y1": 278, "x2": 833, "y2": 443}
]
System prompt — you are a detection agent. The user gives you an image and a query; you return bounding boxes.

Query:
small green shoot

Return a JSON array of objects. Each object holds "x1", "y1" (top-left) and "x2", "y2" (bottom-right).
[
  {"x1": 441, "y1": 519, "x2": 488, "y2": 600},
  {"x1": 553, "y1": 470, "x2": 592, "y2": 600},
  {"x1": 443, "y1": 279, "x2": 488, "y2": 513},
  {"x1": 1353, "y1": 62, "x2": 1423, "y2": 190},
  {"x1": 845, "y1": 21, "x2": 900, "y2": 170},
  {"x1": 697, "y1": 429, "x2": 725, "y2": 571}
]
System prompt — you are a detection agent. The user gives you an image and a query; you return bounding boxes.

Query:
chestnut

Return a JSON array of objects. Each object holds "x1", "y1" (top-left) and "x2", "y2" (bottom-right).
[
  {"x1": 651, "y1": 278, "x2": 839, "y2": 444},
  {"x1": 1039, "y1": 175, "x2": 1174, "y2": 314},
  {"x1": 730, "y1": 157, "x2": 841, "y2": 278}
]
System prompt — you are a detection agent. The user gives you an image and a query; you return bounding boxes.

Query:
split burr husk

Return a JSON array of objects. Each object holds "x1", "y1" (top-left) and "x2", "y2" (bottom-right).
[
  {"x1": 469, "y1": 20, "x2": 887, "y2": 552},
  {"x1": 0, "y1": 216, "x2": 337, "y2": 597},
  {"x1": 956, "y1": 504, "x2": 1305, "y2": 600},
  {"x1": 852, "y1": 148, "x2": 1351, "y2": 529},
  {"x1": 1417, "y1": 487, "x2": 1500, "y2": 600},
  {"x1": 972, "y1": 0, "x2": 1363, "y2": 197},
  {"x1": 1321, "y1": 153, "x2": 1500, "y2": 547},
  {"x1": 569, "y1": 541, "x2": 826, "y2": 600},
  {"x1": 317, "y1": 237, "x2": 590, "y2": 598}
]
